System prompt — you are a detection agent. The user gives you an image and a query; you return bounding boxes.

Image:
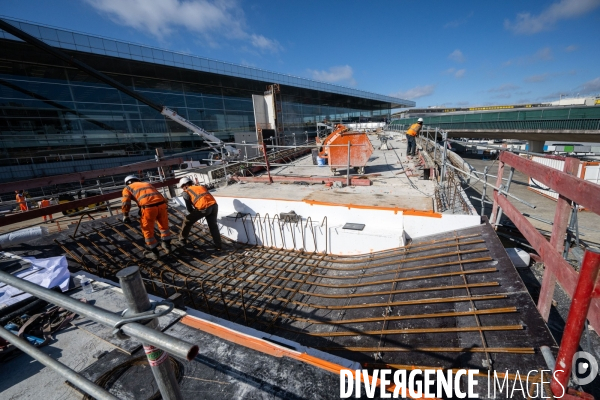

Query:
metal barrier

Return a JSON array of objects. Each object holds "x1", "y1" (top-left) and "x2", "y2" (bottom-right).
[{"x1": 0, "y1": 267, "x2": 198, "y2": 399}]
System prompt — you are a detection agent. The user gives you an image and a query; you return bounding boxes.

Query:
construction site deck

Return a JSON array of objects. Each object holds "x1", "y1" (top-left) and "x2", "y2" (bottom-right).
[{"x1": 0, "y1": 134, "x2": 565, "y2": 399}]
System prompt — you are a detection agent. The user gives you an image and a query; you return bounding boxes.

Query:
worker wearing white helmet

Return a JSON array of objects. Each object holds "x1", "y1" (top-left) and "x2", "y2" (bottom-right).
[
  {"x1": 122, "y1": 175, "x2": 172, "y2": 259},
  {"x1": 405, "y1": 118, "x2": 423, "y2": 157},
  {"x1": 177, "y1": 176, "x2": 222, "y2": 251}
]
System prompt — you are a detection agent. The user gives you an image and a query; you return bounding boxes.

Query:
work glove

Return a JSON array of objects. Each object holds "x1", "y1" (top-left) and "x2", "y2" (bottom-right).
[{"x1": 123, "y1": 215, "x2": 131, "y2": 223}]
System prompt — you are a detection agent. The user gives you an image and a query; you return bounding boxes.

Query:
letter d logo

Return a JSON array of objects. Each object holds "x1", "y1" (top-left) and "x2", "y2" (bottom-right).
[{"x1": 572, "y1": 351, "x2": 598, "y2": 386}]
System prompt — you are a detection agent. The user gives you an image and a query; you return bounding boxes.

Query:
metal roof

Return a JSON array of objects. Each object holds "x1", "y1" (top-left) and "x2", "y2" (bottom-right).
[{"x1": 0, "y1": 17, "x2": 415, "y2": 108}]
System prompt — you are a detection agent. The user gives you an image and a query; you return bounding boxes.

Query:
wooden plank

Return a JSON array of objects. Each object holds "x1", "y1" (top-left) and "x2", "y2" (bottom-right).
[
  {"x1": 0, "y1": 158, "x2": 182, "y2": 194},
  {"x1": 539, "y1": 157, "x2": 580, "y2": 320},
  {"x1": 495, "y1": 192, "x2": 600, "y2": 332}
]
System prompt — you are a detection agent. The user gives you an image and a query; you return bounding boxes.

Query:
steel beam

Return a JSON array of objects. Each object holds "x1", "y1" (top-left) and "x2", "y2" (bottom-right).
[
  {"x1": 0, "y1": 158, "x2": 183, "y2": 194},
  {"x1": 0, "y1": 178, "x2": 177, "y2": 226}
]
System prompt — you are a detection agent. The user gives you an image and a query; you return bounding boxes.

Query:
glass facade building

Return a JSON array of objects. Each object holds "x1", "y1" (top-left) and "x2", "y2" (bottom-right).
[{"x1": 0, "y1": 18, "x2": 413, "y2": 160}]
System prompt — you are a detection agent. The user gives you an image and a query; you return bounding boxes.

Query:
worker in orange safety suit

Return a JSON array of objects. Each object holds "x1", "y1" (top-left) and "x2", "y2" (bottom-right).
[
  {"x1": 15, "y1": 190, "x2": 28, "y2": 212},
  {"x1": 121, "y1": 175, "x2": 172, "y2": 260},
  {"x1": 406, "y1": 117, "x2": 423, "y2": 157},
  {"x1": 40, "y1": 197, "x2": 53, "y2": 222},
  {"x1": 177, "y1": 177, "x2": 222, "y2": 251}
]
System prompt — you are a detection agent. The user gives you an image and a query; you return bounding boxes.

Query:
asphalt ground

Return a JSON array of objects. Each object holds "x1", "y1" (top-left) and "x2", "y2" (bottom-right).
[{"x1": 460, "y1": 153, "x2": 600, "y2": 246}]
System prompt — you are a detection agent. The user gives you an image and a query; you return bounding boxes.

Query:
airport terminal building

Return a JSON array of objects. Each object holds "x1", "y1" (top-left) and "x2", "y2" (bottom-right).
[{"x1": 0, "y1": 18, "x2": 413, "y2": 164}]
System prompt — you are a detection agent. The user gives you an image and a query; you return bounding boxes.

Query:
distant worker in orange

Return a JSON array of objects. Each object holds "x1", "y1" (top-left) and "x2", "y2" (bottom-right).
[
  {"x1": 40, "y1": 197, "x2": 53, "y2": 223},
  {"x1": 15, "y1": 190, "x2": 28, "y2": 212},
  {"x1": 406, "y1": 117, "x2": 423, "y2": 157},
  {"x1": 177, "y1": 177, "x2": 222, "y2": 251},
  {"x1": 122, "y1": 175, "x2": 172, "y2": 260}
]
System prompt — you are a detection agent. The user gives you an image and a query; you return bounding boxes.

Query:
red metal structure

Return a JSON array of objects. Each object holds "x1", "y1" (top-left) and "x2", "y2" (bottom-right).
[
  {"x1": 551, "y1": 248, "x2": 600, "y2": 399},
  {"x1": 490, "y1": 151, "x2": 600, "y2": 398},
  {"x1": 0, "y1": 158, "x2": 182, "y2": 194},
  {"x1": 0, "y1": 179, "x2": 177, "y2": 227},
  {"x1": 0, "y1": 158, "x2": 182, "y2": 228}
]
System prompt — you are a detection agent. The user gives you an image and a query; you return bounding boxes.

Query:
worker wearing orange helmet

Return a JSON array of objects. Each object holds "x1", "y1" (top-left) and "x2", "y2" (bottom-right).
[
  {"x1": 15, "y1": 190, "x2": 28, "y2": 212},
  {"x1": 40, "y1": 197, "x2": 53, "y2": 222},
  {"x1": 177, "y1": 177, "x2": 222, "y2": 251},
  {"x1": 406, "y1": 118, "x2": 423, "y2": 157},
  {"x1": 122, "y1": 175, "x2": 172, "y2": 260}
]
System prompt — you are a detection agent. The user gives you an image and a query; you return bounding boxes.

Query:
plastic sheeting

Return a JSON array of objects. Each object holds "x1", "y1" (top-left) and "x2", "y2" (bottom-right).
[{"x1": 0, "y1": 254, "x2": 70, "y2": 307}]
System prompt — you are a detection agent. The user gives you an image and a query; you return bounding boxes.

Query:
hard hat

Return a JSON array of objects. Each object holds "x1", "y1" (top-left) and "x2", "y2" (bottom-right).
[
  {"x1": 124, "y1": 175, "x2": 139, "y2": 185},
  {"x1": 417, "y1": 118, "x2": 423, "y2": 123},
  {"x1": 178, "y1": 177, "x2": 193, "y2": 188}
]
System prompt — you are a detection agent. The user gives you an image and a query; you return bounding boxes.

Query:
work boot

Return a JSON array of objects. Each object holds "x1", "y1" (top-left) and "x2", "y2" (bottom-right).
[
  {"x1": 144, "y1": 248, "x2": 160, "y2": 260},
  {"x1": 161, "y1": 240, "x2": 172, "y2": 254},
  {"x1": 174, "y1": 237, "x2": 187, "y2": 247}
]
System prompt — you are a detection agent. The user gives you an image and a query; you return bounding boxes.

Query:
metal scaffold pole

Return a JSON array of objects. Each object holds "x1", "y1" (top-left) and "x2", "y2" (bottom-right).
[
  {"x1": 116, "y1": 266, "x2": 184, "y2": 400},
  {"x1": 440, "y1": 130, "x2": 448, "y2": 183}
]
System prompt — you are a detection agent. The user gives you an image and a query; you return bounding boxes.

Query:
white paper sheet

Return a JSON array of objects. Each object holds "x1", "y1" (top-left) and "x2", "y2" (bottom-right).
[{"x1": 0, "y1": 253, "x2": 70, "y2": 308}]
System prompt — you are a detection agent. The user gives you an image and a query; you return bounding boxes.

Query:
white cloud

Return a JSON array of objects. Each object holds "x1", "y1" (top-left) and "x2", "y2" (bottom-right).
[
  {"x1": 83, "y1": 0, "x2": 281, "y2": 52},
  {"x1": 455, "y1": 69, "x2": 466, "y2": 78},
  {"x1": 524, "y1": 73, "x2": 550, "y2": 83},
  {"x1": 488, "y1": 84, "x2": 520, "y2": 93},
  {"x1": 307, "y1": 65, "x2": 356, "y2": 86},
  {"x1": 240, "y1": 59, "x2": 256, "y2": 67},
  {"x1": 565, "y1": 44, "x2": 578, "y2": 52},
  {"x1": 535, "y1": 47, "x2": 553, "y2": 61},
  {"x1": 390, "y1": 85, "x2": 436, "y2": 100},
  {"x1": 249, "y1": 34, "x2": 282, "y2": 53},
  {"x1": 504, "y1": 0, "x2": 600, "y2": 34},
  {"x1": 444, "y1": 12, "x2": 474, "y2": 28},
  {"x1": 578, "y1": 77, "x2": 600, "y2": 95},
  {"x1": 503, "y1": 47, "x2": 553, "y2": 66},
  {"x1": 448, "y1": 49, "x2": 465, "y2": 63},
  {"x1": 442, "y1": 68, "x2": 455, "y2": 75}
]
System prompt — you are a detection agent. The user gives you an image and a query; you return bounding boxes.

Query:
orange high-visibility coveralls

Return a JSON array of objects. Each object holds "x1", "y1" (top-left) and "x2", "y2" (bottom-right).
[
  {"x1": 16, "y1": 193, "x2": 28, "y2": 211},
  {"x1": 121, "y1": 182, "x2": 171, "y2": 249},
  {"x1": 40, "y1": 199, "x2": 53, "y2": 221},
  {"x1": 406, "y1": 122, "x2": 422, "y2": 137}
]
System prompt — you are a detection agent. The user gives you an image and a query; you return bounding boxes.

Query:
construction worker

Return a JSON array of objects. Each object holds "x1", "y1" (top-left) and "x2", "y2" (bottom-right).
[
  {"x1": 15, "y1": 190, "x2": 28, "y2": 212},
  {"x1": 406, "y1": 117, "x2": 423, "y2": 157},
  {"x1": 177, "y1": 177, "x2": 222, "y2": 251},
  {"x1": 40, "y1": 197, "x2": 53, "y2": 223},
  {"x1": 121, "y1": 175, "x2": 172, "y2": 260}
]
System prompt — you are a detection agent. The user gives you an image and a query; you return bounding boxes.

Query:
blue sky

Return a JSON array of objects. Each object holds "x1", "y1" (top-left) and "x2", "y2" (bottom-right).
[{"x1": 1, "y1": 0, "x2": 600, "y2": 108}]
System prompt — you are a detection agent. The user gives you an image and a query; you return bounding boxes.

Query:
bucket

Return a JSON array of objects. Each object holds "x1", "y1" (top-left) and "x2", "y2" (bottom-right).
[{"x1": 317, "y1": 156, "x2": 327, "y2": 166}]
